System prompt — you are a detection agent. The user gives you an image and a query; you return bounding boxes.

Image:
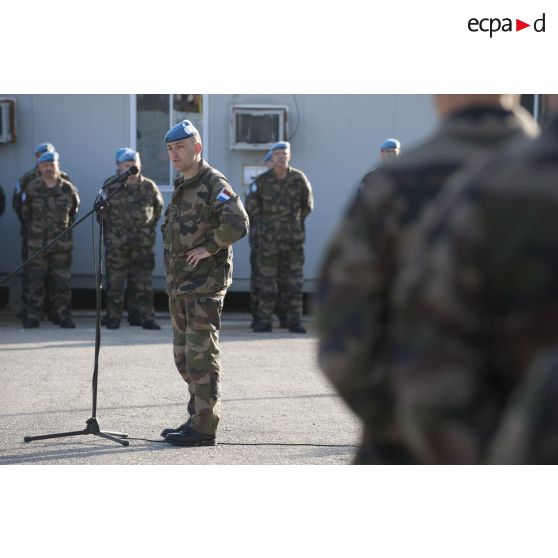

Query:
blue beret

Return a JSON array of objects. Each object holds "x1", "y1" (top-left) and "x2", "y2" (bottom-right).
[
  {"x1": 34, "y1": 143, "x2": 55, "y2": 156},
  {"x1": 380, "y1": 138, "x2": 401, "y2": 151},
  {"x1": 115, "y1": 147, "x2": 132, "y2": 161},
  {"x1": 263, "y1": 150, "x2": 273, "y2": 163},
  {"x1": 270, "y1": 141, "x2": 290, "y2": 152},
  {"x1": 165, "y1": 119, "x2": 199, "y2": 143},
  {"x1": 37, "y1": 151, "x2": 60, "y2": 164},
  {"x1": 117, "y1": 149, "x2": 140, "y2": 163}
]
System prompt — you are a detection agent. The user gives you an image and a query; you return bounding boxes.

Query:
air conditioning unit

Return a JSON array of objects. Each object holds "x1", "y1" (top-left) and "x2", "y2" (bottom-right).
[
  {"x1": 0, "y1": 99, "x2": 16, "y2": 143},
  {"x1": 230, "y1": 105, "x2": 288, "y2": 150}
]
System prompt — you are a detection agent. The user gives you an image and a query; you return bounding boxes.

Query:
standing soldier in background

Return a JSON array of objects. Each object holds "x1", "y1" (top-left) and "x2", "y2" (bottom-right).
[
  {"x1": 317, "y1": 95, "x2": 539, "y2": 464},
  {"x1": 245, "y1": 149, "x2": 288, "y2": 329},
  {"x1": 161, "y1": 119, "x2": 248, "y2": 447},
  {"x1": 102, "y1": 149, "x2": 163, "y2": 330},
  {"x1": 13, "y1": 143, "x2": 73, "y2": 320},
  {"x1": 250, "y1": 141, "x2": 313, "y2": 333},
  {"x1": 101, "y1": 147, "x2": 142, "y2": 326},
  {"x1": 21, "y1": 151, "x2": 80, "y2": 329},
  {"x1": 390, "y1": 94, "x2": 558, "y2": 464}
]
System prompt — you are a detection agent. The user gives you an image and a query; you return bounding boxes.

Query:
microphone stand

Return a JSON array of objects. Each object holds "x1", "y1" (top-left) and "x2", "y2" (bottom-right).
[{"x1": 1, "y1": 176, "x2": 135, "y2": 447}]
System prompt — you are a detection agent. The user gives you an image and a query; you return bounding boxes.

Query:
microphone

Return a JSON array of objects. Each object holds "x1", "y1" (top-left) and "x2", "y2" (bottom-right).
[{"x1": 102, "y1": 166, "x2": 139, "y2": 189}]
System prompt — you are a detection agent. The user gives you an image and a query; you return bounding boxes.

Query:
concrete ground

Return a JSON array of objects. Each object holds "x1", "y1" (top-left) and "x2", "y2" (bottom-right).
[{"x1": 0, "y1": 310, "x2": 361, "y2": 465}]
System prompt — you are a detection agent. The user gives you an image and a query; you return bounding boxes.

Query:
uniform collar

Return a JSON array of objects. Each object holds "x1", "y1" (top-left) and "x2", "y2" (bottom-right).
[{"x1": 174, "y1": 159, "x2": 210, "y2": 188}]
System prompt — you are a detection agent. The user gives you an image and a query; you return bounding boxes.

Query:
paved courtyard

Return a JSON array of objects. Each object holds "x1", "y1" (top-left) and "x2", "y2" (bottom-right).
[{"x1": 0, "y1": 311, "x2": 360, "y2": 465}]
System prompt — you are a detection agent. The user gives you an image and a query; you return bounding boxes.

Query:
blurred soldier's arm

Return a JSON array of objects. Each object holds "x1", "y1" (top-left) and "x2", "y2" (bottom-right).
[
  {"x1": 152, "y1": 182, "x2": 164, "y2": 224},
  {"x1": 69, "y1": 185, "x2": 80, "y2": 224},
  {"x1": 300, "y1": 173, "x2": 314, "y2": 220},
  {"x1": 317, "y1": 172, "x2": 397, "y2": 420},
  {"x1": 0, "y1": 185, "x2": 5, "y2": 217},
  {"x1": 12, "y1": 181, "x2": 24, "y2": 222}
]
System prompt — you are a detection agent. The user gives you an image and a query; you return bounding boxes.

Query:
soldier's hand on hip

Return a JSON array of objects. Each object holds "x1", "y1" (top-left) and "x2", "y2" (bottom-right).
[{"x1": 186, "y1": 247, "x2": 212, "y2": 266}]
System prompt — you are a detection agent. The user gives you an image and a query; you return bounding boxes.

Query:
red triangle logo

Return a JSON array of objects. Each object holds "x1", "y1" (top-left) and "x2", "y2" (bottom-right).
[{"x1": 516, "y1": 19, "x2": 530, "y2": 31}]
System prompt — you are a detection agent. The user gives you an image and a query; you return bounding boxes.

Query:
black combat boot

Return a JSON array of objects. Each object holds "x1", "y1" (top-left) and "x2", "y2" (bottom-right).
[
  {"x1": 106, "y1": 318, "x2": 120, "y2": 329},
  {"x1": 142, "y1": 319, "x2": 161, "y2": 330},
  {"x1": 23, "y1": 318, "x2": 40, "y2": 329},
  {"x1": 59, "y1": 318, "x2": 76, "y2": 329},
  {"x1": 289, "y1": 323, "x2": 307, "y2": 334},
  {"x1": 165, "y1": 425, "x2": 216, "y2": 447},
  {"x1": 253, "y1": 320, "x2": 272, "y2": 333}
]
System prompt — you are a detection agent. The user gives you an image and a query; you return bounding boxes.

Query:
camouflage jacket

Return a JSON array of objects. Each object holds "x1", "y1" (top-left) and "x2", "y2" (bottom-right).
[
  {"x1": 252, "y1": 166, "x2": 313, "y2": 246},
  {"x1": 101, "y1": 174, "x2": 164, "y2": 249},
  {"x1": 13, "y1": 167, "x2": 72, "y2": 222},
  {"x1": 316, "y1": 106, "x2": 539, "y2": 463},
  {"x1": 162, "y1": 160, "x2": 249, "y2": 297},
  {"x1": 390, "y1": 114, "x2": 558, "y2": 464},
  {"x1": 21, "y1": 176, "x2": 80, "y2": 253}
]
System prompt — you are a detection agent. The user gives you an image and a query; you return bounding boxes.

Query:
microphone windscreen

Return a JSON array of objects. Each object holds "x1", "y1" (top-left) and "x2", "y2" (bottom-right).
[{"x1": 129, "y1": 165, "x2": 139, "y2": 176}]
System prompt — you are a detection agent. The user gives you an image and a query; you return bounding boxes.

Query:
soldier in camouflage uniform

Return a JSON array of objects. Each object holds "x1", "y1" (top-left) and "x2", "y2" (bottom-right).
[
  {"x1": 317, "y1": 95, "x2": 539, "y2": 464},
  {"x1": 389, "y1": 97, "x2": 558, "y2": 464},
  {"x1": 250, "y1": 141, "x2": 314, "y2": 333},
  {"x1": 13, "y1": 143, "x2": 73, "y2": 319},
  {"x1": 101, "y1": 147, "x2": 142, "y2": 327},
  {"x1": 245, "y1": 149, "x2": 289, "y2": 328},
  {"x1": 379, "y1": 138, "x2": 401, "y2": 161},
  {"x1": 160, "y1": 119, "x2": 248, "y2": 446},
  {"x1": 21, "y1": 151, "x2": 80, "y2": 328},
  {"x1": 101, "y1": 149, "x2": 164, "y2": 330}
]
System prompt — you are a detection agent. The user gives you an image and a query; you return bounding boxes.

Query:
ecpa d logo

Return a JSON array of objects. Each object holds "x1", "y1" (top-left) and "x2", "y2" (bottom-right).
[{"x1": 468, "y1": 13, "x2": 546, "y2": 37}]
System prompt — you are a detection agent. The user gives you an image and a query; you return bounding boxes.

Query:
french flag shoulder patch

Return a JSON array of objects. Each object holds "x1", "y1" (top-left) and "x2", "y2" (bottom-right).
[{"x1": 217, "y1": 187, "x2": 234, "y2": 202}]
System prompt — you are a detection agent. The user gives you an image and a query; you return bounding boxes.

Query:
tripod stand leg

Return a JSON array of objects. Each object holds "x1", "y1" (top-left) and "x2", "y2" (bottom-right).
[
  {"x1": 101, "y1": 430, "x2": 129, "y2": 438},
  {"x1": 24, "y1": 429, "x2": 88, "y2": 443},
  {"x1": 96, "y1": 432, "x2": 129, "y2": 446}
]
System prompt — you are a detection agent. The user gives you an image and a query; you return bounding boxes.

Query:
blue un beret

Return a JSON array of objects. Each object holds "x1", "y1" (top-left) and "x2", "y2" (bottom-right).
[
  {"x1": 117, "y1": 149, "x2": 140, "y2": 163},
  {"x1": 115, "y1": 147, "x2": 132, "y2": 161},
  {"x1": 38, "y1": 151, "x2": 60, "y2": 164},
  {"x1": 270, "y1": 141, "x2": 290, "y2": 152},
  {"x1": 34, "y1": 143, "x2": 55, "y2": 156},
  {"x1": 263, "y1": 150, "x2": 273, "y2": 163},
  {"x1": 165, "y1": 119, "x2": 199, "y2": 143},
  {"x1": 380, "y1": 138, "x2": 401, "y2": 151}
]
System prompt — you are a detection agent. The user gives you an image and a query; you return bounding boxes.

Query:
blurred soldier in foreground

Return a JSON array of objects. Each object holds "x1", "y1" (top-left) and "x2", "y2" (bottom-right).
[
  {"x1": 102, "y1": 149, "x2": 163, "y2": 330},
  {"x1": 391, "y1": 95, "x2": 558, "y2": 464},
  {"x1": 161, "y1": 120, "x2": 248, "y2": 446},
  {"x1": 21, "y1": 151, "x2": 80, "y2": 328},
  {"x1": 13, "y1": 143, "x2": 72, "y2": 319},
  {"x1": 250, "y1": 141, "x2": 314, "y2": 333},
  {"x1": 245, "y1": 149, "x2": 288, "y2": 329},
  {"x1": 317, "y1": 94, "x2": 539, "y2": 464},
  {"x1": 380, "y1": 138, "x2": 401, "y2": 160}
]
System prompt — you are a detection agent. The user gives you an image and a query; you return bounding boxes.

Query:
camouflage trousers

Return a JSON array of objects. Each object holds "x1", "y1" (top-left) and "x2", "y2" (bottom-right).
[
  {"x1": 105, "y1": 244, "x2": 155, "y2": 322},
  {"x1": 169, "y1": 292, "x2": 224, "y2": 435},
  {"x1": 257, "y1": 243, "x2": 304, "y2": 326},
  {"x1": 25, "y1": 249, "x2": 72, "y2": 321},
  {"x1": 249, "y1": 238, "x2": 288, "y2": 322}
]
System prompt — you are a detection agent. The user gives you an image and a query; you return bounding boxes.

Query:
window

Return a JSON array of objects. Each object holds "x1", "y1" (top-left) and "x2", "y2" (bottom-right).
[
  {"x1": 230, "y1": 105, "x2": 288, "y2": 150},
  {"x1": 134, "y1": 94, "x2": 204, "y2": 190}
]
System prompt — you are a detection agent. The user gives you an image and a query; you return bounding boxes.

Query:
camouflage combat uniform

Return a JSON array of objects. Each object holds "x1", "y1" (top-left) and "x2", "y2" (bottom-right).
[
  {"x1": 391, "y1": 114, "x2": 558, "y2": 464},
  {"x1": 244, "y1": 182, "x2": 288, "y2": 325},
  {"x1": 251, "y1": 166, "x2": 313, "y2": 327},
  {"x1": 21, "y1": 175, "x2": 80, "y2": 322},
  {"x1": 101, "y1": 174, "x2": 163, "y2": 324},
  {"x1": 162, "y1": 160, "x2": 248, "y2": 435},
  {"x1": 13, "y1": 167, "x2": 72, "y2": 313},
  {"x1": 317, "y1": 106, "x2": 538, "y2": 464}
]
